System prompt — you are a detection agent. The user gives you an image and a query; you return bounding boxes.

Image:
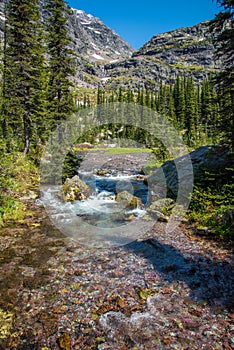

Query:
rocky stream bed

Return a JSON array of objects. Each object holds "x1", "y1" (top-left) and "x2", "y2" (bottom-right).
[{"x1": 0, "y1": 150, "x2": 234, "y2": 349}]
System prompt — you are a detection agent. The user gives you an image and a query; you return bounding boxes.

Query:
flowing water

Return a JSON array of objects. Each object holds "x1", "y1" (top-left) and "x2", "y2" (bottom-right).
[{"x1": 40, "y1": 172, "x2": 151, "y2": 247}]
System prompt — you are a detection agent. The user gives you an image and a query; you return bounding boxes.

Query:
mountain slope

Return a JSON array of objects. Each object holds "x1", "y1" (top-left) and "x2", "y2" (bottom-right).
[
  {"x1": 68, "y1": 8, "x2": 134, "y2": 62},
  {"x1": 0, "y1": 2, "x2": 134, "y2": 86},
  {"x1": 0, "y1": 2, "x2": 219, "y2": 89},
  {"x1": 105, "y1": 21, "x2": 219, "y2": 89},
  {"x1": 67, "y1": 7, "x2": 134, "y2": 86},
  {"x1": 135, "y1": 21, "x2": 215, "y2": 67}
]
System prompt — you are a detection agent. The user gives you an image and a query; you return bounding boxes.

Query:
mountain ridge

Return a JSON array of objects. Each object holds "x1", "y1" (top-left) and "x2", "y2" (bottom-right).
[
  {"x1": 104, "y1": 21, "x2": 219, "y2": 90},
  {"x1": 0, "y1": 2, "x2": 219, "y2": 89}
]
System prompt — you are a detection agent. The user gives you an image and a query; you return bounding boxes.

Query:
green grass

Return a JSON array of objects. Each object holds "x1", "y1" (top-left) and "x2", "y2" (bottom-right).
[
  {"x1": 72, "y1": 146, "x2": 153, "y2": 154},
  {"x1": 102, "y1": 148, "x2": 152, "y2": 155}
]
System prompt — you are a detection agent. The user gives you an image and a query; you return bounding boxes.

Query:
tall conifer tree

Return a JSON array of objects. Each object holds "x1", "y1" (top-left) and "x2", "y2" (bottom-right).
[
  {"x1": 45, "y1": 0, "x2": 76, "y2": 126},
  {"x1": 173, "y1": 76, "x2": 186, "y2": 129},
  {"x1": 211, "y1": 0, "x2": 234, "y2": 148},
  {"x1": 1, "y1": 0, "x2": 46, "y2": 153},
  {"x1": 184, "y1": 77, "x2": 196, "y2": 144}
]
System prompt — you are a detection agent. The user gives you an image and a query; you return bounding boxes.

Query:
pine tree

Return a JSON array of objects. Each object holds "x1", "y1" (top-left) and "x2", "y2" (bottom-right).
[
  {"x1": 200, "y1": 77, "x2": 219, "y2": 140},
  {"x1": 97, "y1": 85, "x2": 105, "y2": 104},
  {"x1": 184, "y1": 77, "x2": 196, "y2": 145},
  {"x1": 145, "y1": 89, "x2": 151, "y2": 108},
  {"x1": 211, "y1": 0, "x2": 234, "y2": 149},
  {"x1": 0, "y1": 0, "x2": 8, "y2": 142},
  {"x1": 157, "y1": 81, "x2": 167, "y2": 115},
  {"x1": 118, "y1": 86, "x2": 123, "y2": 102},
  {"x1": 173, "y1": 76, "x2": 186, "y2": 129},
  {"x1": 126, "y1": 89, "x2": 134, "y2": 103},
  {"x1": 1, "y1": 0, "x2": 47, "y2": 153},
  {"x1": 167, "y1": 84, "x2": 176, "y2": 121},
  {"x1": 45, "y1": 0, "x2": 76, "y2": 127}
]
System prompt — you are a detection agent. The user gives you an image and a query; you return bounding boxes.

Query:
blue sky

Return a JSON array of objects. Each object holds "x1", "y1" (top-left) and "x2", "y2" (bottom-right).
[{"x1": 67, "y1": 0, "x2": 221, "y2": 49}]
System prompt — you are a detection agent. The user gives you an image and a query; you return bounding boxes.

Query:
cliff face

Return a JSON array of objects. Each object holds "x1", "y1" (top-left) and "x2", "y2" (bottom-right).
[
  {"x1": 0, "y1": 2, "x2": 133, "y2": 60},
  {"x1": 104, "y1": 22, "x2": 219, "y2": 89}
]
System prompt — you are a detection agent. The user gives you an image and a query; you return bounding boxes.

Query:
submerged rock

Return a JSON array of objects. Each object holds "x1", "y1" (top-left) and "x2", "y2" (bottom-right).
[
  {"x1": 96, "y1": 169, "x2": 107, "y2": 176},
  {"x1": 62, "y1": 175, "x2": 92, "y2": 202}
]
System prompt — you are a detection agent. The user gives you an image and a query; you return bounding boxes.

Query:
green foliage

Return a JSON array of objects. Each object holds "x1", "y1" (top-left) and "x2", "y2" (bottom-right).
[
  {"x1": 1, "y1": 0, "x2": 47, "y2": 154},
  {"x1": 0, "y1": 151, "x2": 38, "y2": 227},
  {"x1": 77, "y1": 76, "x2": 225, "y2": 149},
  {"x1": 210, "y1": 0, "x2": 234, "y2": 149},
  {"x1": 189, "y1": 165, "x2": 234, "y2": 241},
  {"x1": 45, "y1": 0, "x2": 76, "y2": 126},
  {"x1": 141, "y1": 159, "x2": 164, "y2": 174},
  {"x1": 172, "y1": 63, "x2": 206, "y2": 72},
  {"x1": 62, "y1": 150, "x2": 84, "y2": 183}
]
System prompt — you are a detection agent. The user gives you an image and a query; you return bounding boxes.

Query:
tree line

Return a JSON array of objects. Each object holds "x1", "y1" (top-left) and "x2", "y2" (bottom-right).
[
  {"x1": 0, "y1": 0, "x2": 233, "y2": 154},
  {"x1": 77, "y1": 75, "x2": 224, "y2": 148}
]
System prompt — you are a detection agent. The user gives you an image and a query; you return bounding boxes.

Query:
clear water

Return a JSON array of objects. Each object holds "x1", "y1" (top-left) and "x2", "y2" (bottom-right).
[{"x1": 40, "y1": 173, "x2": 151, "y2": 247}]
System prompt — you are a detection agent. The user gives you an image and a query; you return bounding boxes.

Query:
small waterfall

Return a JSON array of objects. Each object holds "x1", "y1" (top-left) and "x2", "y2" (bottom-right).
[
  {"x1": 78, "y1": 171, "x2": 149, "y2": 204},
  {"x1": 40, "y1": 173, "x2": 150, "y2": 247}
]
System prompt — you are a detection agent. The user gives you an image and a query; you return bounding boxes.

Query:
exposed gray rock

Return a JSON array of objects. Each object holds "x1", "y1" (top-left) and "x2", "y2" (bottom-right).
[
  {"x1": 148, "y1": 198, "x2": 175, "y2": 213},
  {"x1": 135, "y1": 21, "x2": 217, "y2": 68},
  {"x1": 148, "y1": 146, "x2": 232, "y2": 200},
  {"x1": 68, "y1": 8, "x2": 134, "y2": 61},
  {"x1": 147, "y1": 198, "x2": 175, "y2": 222},
  {"x1": 105, "y1": 21, "x2": 220, "y2": 89}
]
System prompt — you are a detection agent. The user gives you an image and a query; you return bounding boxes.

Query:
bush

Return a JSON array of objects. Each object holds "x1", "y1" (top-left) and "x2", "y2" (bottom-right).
[
  {"x1": 189, "y1": 165, "x2": 234, "y2": 242},
  {"x1": 0, "y1": 151, "x2": 38, "y2": 227}
]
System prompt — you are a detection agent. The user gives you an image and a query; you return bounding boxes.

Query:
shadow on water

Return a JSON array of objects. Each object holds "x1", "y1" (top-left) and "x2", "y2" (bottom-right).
[{"x1": 124, "y1": 238, "x2": 234, "y2": 310}]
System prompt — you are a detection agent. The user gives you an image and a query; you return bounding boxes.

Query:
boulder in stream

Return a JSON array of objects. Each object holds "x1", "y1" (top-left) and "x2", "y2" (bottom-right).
[
  {"x1": 62, "y1": 175, "x2": 92, "y2": 202},
  {"x1": 115, "y1": 190, "x2": 142, "y2": 210}
]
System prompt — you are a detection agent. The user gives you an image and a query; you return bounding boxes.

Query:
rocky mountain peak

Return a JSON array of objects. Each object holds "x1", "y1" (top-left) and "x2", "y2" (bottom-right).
[
  {"x1": 0, "y1": 1, "x2": 134, "y2": 63},
  {"x1": 68, "y1": 7, "x2": 134, "y2": 62},
  {"x1": 0, "y1": 2, "x2": 220, "y2": 90}
]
